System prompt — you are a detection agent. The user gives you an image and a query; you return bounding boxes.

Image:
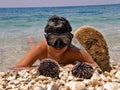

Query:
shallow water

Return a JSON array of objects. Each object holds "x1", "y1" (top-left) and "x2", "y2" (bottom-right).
[{"x1": 0, "y1": 4, "x2": 120, "y2": 71}]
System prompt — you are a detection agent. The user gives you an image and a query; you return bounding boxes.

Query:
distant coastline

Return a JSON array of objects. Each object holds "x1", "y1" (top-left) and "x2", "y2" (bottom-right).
[{"x1": 0, "y1": 3, "x2": 119, "y2": 9}]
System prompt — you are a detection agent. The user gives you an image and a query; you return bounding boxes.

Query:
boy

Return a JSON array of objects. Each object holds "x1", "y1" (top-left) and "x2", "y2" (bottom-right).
[{"x1": 13, "y1": 15, "x2": 97, "y2": 69}]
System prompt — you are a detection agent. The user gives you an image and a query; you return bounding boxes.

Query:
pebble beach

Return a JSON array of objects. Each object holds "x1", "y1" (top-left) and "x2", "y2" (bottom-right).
[{"x1": 0, "y1": 64, "x2": 120, "y2": 90}]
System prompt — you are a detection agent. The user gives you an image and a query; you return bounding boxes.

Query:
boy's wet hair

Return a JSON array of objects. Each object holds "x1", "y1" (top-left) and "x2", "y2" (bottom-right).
[{"x1": 45, "y1": 15, "x2": 72, "y2": 34}]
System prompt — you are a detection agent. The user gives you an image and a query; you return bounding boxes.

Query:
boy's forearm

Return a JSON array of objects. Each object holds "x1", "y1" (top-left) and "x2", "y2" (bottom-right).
[{"x1": 9, "y1": 66, "x2": 37, "y2": 71}]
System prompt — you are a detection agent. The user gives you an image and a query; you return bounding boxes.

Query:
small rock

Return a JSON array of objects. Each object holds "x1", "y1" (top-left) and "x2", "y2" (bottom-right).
[
  {"x1": 83, "y1": 79, "x2": 92, "y2": 86},
  {"x1": 115, "y1": 71, "x2": 120, "y2": 79},
  {"x1": 34, "y1": 85, "x2": 45, "y2": 90},
  {"x1": 0, "y1": 72, "x2": 6, "y2": 77},
  {"x1": 59, "y1": 86, "x2": 70, "y2": 90},
  {"x1": 47, "y1": 82, "x2": 58, "y2": 90},
  {"x1": 96, "y1": 86, "x2": 103, "y2": 90},
  {"x1": 87, "y1": 86, "x2": 95, "y2": 90},
  {"x1": 91, "y1": 71, "x2": 101, "y2": 80},
  {"x1": 91, "y1": 79, "x2": 102, "y2": 87},
  {"x1": 66, "y1": 81, "x2": 86, "y2": 90},
  {"x1": 103, "y1": 82, "x2": 120, "y2": 90}
]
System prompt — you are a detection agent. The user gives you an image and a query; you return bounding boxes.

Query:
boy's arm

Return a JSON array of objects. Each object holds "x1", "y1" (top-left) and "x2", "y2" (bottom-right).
[
  {"x1": 11, "y1": 42, "x2": 45, "y2": 70},
  {"x1": 79, "y1": 50, "x2": 103, "y2": 73},
  {"x1": 16, "y1": 44, "x2": 40, "y2": 67},
  {"x1": 79, "y1": 50, "x2": 98, "y2": 67}
]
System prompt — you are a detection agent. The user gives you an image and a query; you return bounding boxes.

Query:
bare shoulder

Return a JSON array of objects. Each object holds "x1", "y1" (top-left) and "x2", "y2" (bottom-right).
[
  {"x1": 68, "y1": 44, "x2": 91, "y2": 59},
  {"x1": 68, "y1": 44, "x2": 81, "y2": 52},
  {"x1": 66, "y1": 44, "x2": 82, "y2": 57},
  {"x1": 27, "y1": 39, "x2": 47, "y2": 57},
  {"x1": 33, "y1": 39, "x2": 47, "y2": 50}
]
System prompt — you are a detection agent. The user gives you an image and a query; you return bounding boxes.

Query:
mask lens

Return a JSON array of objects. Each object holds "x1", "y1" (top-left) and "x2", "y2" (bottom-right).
[
  {"x1": 45, "y1": 33, "x2": 73, "y2": 48},
  {"x1": 47, "y1": 35, "x2": 58, "y2": 46},
  {"x1": 59, "y1": 35, "x2": 71, "y2": 44}
]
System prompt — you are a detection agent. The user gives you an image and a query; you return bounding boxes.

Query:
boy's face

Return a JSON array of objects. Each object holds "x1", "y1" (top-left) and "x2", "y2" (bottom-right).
[{"x1": 45, "y1": 33, "x2": 73, "y2": 48}]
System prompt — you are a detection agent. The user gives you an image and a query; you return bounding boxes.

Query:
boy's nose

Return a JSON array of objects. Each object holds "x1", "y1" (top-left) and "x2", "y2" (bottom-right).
[{"x1": 54, "y1": 38, "x2": 64, "y2": 48}]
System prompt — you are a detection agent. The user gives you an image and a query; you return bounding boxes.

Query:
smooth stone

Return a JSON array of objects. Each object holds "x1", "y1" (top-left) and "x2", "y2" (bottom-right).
[
  {"x1": 87, "y1": 87, "x2": 95, "y2": 90},
  {"x1": 83, "y1": 79, "x2": 92, "y2": 86},
  {"x1": 47, "y1": 82, "x2": 58, "y2": 90},
  {"x1": 59, "y1": 86, "x2": 70, "y2": 90},
  {"x1": 103, "y1": 82, "x2": 120, "y2": 90},
  {"x1": 115, "y1": 71, "x2": 120, "y2": 79},
  {"x1": 34, "y1": 86, "x2": 45, "y2": 90},
  {"x1": 96, "y1": 86, "x2": 103, "y2": 90},
  {"x1": 91, "y1": 71, "x2": 101, "y2": 80},
  {"x1": 66, "y1": 81, "x2": 86, "y2": 90}
]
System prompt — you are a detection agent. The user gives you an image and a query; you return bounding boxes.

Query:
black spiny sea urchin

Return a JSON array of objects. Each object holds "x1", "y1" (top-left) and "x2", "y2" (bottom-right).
[
  {"x1": 71, "y1": 62, "x2": 94, "y2": 79},
  {"x1": 37, "y1": 58, "x2": 60, "y2": 78}
]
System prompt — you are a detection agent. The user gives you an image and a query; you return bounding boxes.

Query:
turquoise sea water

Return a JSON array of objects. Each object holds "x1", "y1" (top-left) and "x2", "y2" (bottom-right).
[{"x1": 0, "y1": 4, "x2": 120, "y2": 71}]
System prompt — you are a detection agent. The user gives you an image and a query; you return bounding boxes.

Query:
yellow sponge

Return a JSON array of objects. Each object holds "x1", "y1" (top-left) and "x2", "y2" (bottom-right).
[{"x1": 74, "y1": 25, "x2": 111, "y2": 72}]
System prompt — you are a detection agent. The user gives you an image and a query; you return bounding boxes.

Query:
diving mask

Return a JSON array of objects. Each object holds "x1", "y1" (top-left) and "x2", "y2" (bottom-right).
[{"x1": 45, "y1": 33, "x2": 73, "y2": 48}]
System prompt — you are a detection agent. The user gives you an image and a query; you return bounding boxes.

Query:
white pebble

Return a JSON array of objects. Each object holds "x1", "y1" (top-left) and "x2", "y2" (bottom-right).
[
  {"x1": 115, "y1": 71, "x2": 120, "y2": 79},
  {"x1": 103, "y1": 82, "x2": 120, "y2": 90},
  {"x1": 66, "y1": 81, "x2": 86, "y2": 90},
  {"x1": 47, "y1": 82, "x2": 58, "y2": 90}
]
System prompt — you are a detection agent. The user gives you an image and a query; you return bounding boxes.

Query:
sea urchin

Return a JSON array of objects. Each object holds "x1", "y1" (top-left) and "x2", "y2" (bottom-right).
[
  {"x1": 37, "y1": 58, "x2": 60, "y2": 78},
  {"x1": 71, "y1": 62, "x2": 94, "y2": 79}
]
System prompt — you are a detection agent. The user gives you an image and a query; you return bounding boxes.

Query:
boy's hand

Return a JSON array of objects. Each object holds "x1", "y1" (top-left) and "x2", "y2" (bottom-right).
[
  {"x1": 63, "y1": 64, "x2": 74, "y2": 69},
  {"x1": 8, "y1": 66, "x2": 37, "y2": 71}
]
